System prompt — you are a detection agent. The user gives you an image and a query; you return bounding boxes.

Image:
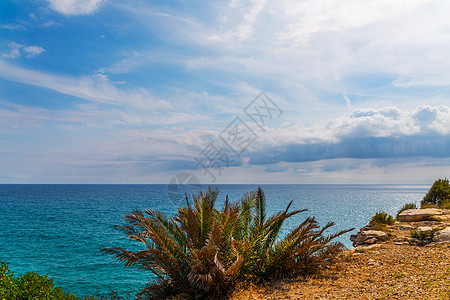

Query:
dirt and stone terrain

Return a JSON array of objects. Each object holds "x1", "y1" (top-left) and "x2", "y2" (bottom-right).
[{"x1": 232, "y1": 209, "x2": 450, "y2": 300}]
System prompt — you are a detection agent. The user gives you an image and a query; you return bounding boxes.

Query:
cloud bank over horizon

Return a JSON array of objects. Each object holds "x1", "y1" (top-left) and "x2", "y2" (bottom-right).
[{"x1": 248, "y1": 105, "x2": 450, "y2": 165}]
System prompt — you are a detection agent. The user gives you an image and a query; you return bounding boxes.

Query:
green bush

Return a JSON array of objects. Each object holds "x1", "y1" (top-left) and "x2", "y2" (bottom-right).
[
  {"x1": 441, "y1": 198, "x2": 450, "y2": 209},
  {"x1": 421, "y1": 178, "x2": 450, "y2": 207},
  {"x1": 371, "y1": 211, "x2": 395, "y2": 225},
  {"x1": 396, "y1": 203, "x2": 417, "y2": 219},
  {"x1": 103, "y1": 187, "x2": 353, "y2": 298},
  {"x1": 0, "y1": 260, "x2": 77, "y2": 299}
]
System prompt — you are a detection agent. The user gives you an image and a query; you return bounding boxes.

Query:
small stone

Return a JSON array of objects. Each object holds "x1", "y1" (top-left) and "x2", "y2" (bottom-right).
[
  {"x1": 394, "y1": 241, "x2": 409, "y2": 245},
  {"x1": 435, "y1": 241, "x2": 450, "y2": 245},
  {"x1": 409, "y1": 238, "x2": 420, "y2": 245},
  {"x1": 417, "y1": 226, "x2": 433, "y2": 231},
  {"x1": 352, "y1": 230, "x2": 388, "y2": 247},
  {"x1": 360, "y1": 225, "x2": 373, "y2": 232},
  {"x1": 393, "y1": 237, "x2": 408, "y2": 243},
  {"x1": 367, "y1": 258, "x2": 378, "y2": 266},
  {"x1": 432, "y1": 215, "x2": 450, "y2": 222},
  {"x1": 353, "y1": 244, "x2": 382, "y2": 252},
  {"x1": 394, "y1": 224, "x2": 415, "y2": 231},
  {"x1": 364, "y1": 237, "x2": 377, "y2": 244}
]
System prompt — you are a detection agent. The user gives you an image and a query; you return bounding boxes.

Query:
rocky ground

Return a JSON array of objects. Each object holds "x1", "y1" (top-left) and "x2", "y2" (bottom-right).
[{"x1": 231, "y1": 209, "x2": 450, "y2": 300}]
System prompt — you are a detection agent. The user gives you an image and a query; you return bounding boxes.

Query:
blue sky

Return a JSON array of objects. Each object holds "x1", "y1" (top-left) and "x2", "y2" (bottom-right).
[{"x1": 1, "y1": 0, "x2": 450, "y2": 184}]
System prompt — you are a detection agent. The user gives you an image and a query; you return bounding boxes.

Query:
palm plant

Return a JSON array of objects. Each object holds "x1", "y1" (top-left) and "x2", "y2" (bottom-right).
[{"x1": 102, "y1": 186, "x2": 353, "y2": 298}]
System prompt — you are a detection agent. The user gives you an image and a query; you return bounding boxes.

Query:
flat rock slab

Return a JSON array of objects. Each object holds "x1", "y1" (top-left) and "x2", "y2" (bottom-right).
[
  {"x1": 433, "y1": 227, "x2": 450, "y2": 242},
  {"x1": 433, "y1": 215, "x2": 450, "y2": 222},
  {"x1": 397, "y1": 209, "x2": 446, "y2": 222},
  {"x1": 417, "y1": 226, "x2": 433, "y2": 233},
  {"x1": 351, "y1": 230, "x2": 389, "y2": 247},
  {"x1": 353, "y1": 243, "x2": 383, "y2": 253}
]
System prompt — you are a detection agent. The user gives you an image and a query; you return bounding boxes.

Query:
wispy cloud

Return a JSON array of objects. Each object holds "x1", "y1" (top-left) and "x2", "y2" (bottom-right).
[
  {"x1": 0, "y1": 60, "x2": 171, "y2": 110},
  {"x1": 47, "y1": 0, "x2": 106, "y2": 16},
  {"x1": 0, "y1": 24, "x2": 27, "y2": 31},
  {"x1": 23, "y1": 45, "x2": 46, "y2": 57},
  {"x1": 2, "y1": 42, "x2": 45, "y2": 58}
]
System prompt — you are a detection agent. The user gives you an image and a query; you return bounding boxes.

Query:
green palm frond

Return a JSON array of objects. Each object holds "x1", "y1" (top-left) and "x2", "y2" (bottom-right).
[
  {"x1": 233, "y1": 191, "x2": 255, "y2": 241},
  {"x1": 102, "y1": 186, "x2": 353, "y2": 298},
  {"x1": 252, "y1": 187, "x2": 266, "y2": 233}
]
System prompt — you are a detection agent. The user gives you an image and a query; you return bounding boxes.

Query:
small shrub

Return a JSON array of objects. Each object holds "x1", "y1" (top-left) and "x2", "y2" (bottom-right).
[
  {"x1": 392, "y1": 273, "x2": 405, "y2": 279},
  {"x1": 421, "y1": 178, "x2": 450, "y2": 207},
  {"x1": 396, "y1": 203, "x2": 417, "y2": 219},
  {"x1": 0, "y1": 260, "x2": 16, "y2": 299},
  {"x1": 420, "y1": 203, "x2": 440, "y2": 209},
  {"x1": 410, "y1": 229, "x2": 428, "y2": 240},
  {"x1": 440, "y1": 198, "x2": 450, "y2": 209},
  {"x1": 411, "y1": 228, "x2": 438, "y2": 241},
  {"x1": 103, "y1": 187, "x2": 353, "y2": 298},
  {"x1": 369, "y1": 221, "x2": 387, "y2": 231},
  {"x1": 370, "y1": 211, "x2": 395, "y2": 225},
  {"x1": 0, "y1": 260, "x2": 77, "y2": 299}
]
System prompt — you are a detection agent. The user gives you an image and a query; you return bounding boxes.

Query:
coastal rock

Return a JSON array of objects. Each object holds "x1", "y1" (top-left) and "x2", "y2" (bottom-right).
[
  {"x1": 432, "y1": 215, "x2": 450, "y2": 222},
  {"x1": 393, "y1": 236, "x2": 409, "y2": 244},
  {"x1": 416, "y1": 226, "x2": 433, "y2": 239},
  {"x1": 433, "y1": 227, "x2": 450, "y2": 242},
  {"x1": 359, "y1": 225, "x2": 373, "y2": 232},
  {"x1": 397, "y1": 209, "x2": 445, "y2": 222},
  {"x1": 364, "y1": 237, "x2": 377, "y2": 244},
  {"x1": 393, "y1": 224, "x2": 415, "y2": 231},
  {"x1": 350, "y1": 230, "x2": 388, "y2": 247}
]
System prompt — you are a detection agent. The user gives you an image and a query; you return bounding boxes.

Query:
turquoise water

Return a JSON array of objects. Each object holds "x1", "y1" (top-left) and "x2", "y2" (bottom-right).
[{"x1": 0, "y1": 184, "x2": 428, "y2": 297}]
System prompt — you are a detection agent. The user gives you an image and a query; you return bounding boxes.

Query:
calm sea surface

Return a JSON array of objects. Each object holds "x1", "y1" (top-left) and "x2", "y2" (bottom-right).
[{"x1": 0, "y1": 184, "x2": 428, "y2": 297}]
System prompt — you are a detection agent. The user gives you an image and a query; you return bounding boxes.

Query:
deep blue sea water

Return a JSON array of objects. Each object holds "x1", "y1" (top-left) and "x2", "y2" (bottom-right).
[{"x1": 0, "y1": 184, "x2": 428, "y2": 297}]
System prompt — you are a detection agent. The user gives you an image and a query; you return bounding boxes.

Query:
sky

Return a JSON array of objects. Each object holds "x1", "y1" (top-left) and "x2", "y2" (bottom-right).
[{"x1": 1, "y1": 0, "x2": 450, "y2": 184}]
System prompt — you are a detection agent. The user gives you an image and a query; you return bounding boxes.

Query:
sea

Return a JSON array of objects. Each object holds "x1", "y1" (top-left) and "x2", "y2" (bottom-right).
[{"x1": 0, "y1": 184, "x2": 428, "y2": 298}]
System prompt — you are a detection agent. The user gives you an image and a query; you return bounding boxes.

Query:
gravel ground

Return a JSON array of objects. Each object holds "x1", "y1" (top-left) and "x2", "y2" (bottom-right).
[{"x1": 231, "y1": 242, "x2": 450, "y2": 300}]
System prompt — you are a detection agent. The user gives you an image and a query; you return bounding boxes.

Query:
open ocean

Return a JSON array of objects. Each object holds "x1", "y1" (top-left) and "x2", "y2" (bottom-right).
[{"x1": 0, "y1": 184, "x2": 428, "y2": 297}]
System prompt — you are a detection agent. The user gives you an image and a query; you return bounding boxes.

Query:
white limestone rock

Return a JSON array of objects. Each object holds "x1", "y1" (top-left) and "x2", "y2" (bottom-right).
[
  {"x1": 397, "y1": 209, "x2": 445, "y2": 222},
  {"x1": 433, "y1": 227, "x2": 450, "y2": 242}
]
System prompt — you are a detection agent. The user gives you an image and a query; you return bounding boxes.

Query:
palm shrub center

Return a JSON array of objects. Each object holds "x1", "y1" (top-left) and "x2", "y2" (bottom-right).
[{"x1": 103, "y1": 187, "x2": 353, "y2": 298}]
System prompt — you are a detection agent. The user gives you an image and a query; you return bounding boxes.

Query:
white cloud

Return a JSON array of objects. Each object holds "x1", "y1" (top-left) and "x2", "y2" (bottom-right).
[
  {"x1": 23, "y1": 46, "x2": 46, "y2": 57},
  {"x1": 413, "y1": 105, "x2": 450, "y2": 135},
  {"x1": 254, "y1": 105, "x2": 450, "y2": 151},
  {"x1": 337, "y1": 105, "x2": 450, "y2": 137},
  {"x1": 0, "y1": 60, "x2": 220, "y2": 130},
  {"x1": 2, "y1": 42, "x2": 46, "y2": 58},
  {"x1": 209, "y1": 0, "x2": 267, "y2": 43},
  {"x1": 0, "y1": 24, "x2": 27, "y2": 31},
  {"x1": 131, "y1": 0, "x2": 450, "y2": 107},
  {"x1": 2, "y1": 42, "x2": 23, "y2": 58},
  {"x1": 0, "y1": 60, "x2": 167, "y2": 109},
  {"x1": 241, "y1": 105, "x2": 450, "y2": 170},
  {"x1": 47, "y1": 0, "x2": 105, "y2": 16},
  {"x1": 328, "y1": 106, "x2": 420, "y2": 138}
]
